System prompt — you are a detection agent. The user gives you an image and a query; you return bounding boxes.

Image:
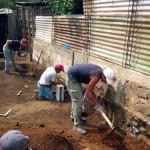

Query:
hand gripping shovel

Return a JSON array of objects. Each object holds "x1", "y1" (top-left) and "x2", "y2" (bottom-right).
[
  {"x1": 83, "y1": 92, "x2": 115, "y2": 134},
  {"x1": 99, "y1": 109, "x2": 115, "y2": 134}
]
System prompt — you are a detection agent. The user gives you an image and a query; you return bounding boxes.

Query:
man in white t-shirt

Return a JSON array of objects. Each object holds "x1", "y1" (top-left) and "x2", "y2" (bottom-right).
[{"x1": 35, "y1": 64, "x2": 65, "y2": 100}]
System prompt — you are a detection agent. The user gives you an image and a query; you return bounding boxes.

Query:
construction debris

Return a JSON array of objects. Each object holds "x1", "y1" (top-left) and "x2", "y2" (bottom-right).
[
  {"x1": 0, "y1": 109, "x2": 12, "y2": 117},
  {"x1": 15, "y1": 90, "x2": 22, "y2": 96},
  {"x1": 24, "y1": 85, "x2": 28, "y2": 88}
]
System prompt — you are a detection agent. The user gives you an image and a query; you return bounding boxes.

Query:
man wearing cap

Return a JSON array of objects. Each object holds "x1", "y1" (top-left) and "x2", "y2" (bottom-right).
[
  {"x1": 3, "y1": 38, "x2": 28, "y2": 74},
  {"x1": 0, "y1": 130, "x2": 31, "y2": 150},
  {"x1": 66, "y1": 63, "x2": 114, "y2": 135},
  {"x1": 35, "y1": 64, "x2": 65, "y2": 100}
]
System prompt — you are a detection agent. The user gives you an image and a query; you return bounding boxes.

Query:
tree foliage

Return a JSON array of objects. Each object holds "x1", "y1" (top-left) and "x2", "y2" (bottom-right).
[
  {"x1": 0, "y1": 0, "x2": 15, "y2": 9},
  {"x1": 0, "y1": 0, "x2": 83, "y2": 15},
  {"x1": 47, "y1": 0, "x2": 75, "y2": 15}
]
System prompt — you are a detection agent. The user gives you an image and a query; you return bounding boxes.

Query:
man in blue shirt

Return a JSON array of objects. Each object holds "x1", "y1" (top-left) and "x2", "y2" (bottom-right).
[
  {"x1": 66, "y1": 63, "x2": 114, "y2": 135},
  {"x1": 3, "y1": 38, "x2": 28, "y2": 74}
]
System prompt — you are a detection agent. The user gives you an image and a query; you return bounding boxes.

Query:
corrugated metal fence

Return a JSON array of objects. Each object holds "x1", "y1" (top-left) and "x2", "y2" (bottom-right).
[
  {"x1": 35, "y1": 0, "x2": 150, "y2": 75},
  {"x1": 53, "y1": 15, "x2": 89, "y2": 53},
  {"x1": 35, "y1": 16, "x2": 53, "y2": 43},
  {"x1": 84, "y1": 0, "x2": 150, "y2": 74}
]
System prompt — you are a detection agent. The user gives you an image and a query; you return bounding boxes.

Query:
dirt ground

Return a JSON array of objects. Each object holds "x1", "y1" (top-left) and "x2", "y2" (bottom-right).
[{"x1": 0, "y1": 58, "x2": 150, "y2": 150}]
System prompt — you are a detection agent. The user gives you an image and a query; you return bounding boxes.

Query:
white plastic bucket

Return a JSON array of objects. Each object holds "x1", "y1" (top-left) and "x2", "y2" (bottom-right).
[{"x1": 56, "y1": 84, "x2": 64, "y2": 101}]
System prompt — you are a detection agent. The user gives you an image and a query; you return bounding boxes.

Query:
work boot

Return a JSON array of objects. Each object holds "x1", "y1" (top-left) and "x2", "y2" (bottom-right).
[
  {"x1": 73, "y1": 126, "x2": 87, "y2": 135},
  {"x1": 70, "y1": 118, "x2": 87, "y2": 124}
]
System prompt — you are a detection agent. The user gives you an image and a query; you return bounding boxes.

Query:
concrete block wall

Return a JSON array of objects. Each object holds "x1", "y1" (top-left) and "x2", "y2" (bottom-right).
[
  {"x1": 33, "y1": 39, "x2": 73, "y2": 79},
  {"x1": 33, "y1": 38, "x2": 150, "y2": 138}
]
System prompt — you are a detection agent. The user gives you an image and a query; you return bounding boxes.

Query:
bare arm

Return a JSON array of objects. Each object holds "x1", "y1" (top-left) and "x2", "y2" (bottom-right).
[
  {"x1": 50, "y1": 81, "x2": 62, "y2": 85},
  {"x1": 15, "y1": 46, "x2": 21, "y2": 60},
  {"x1": 6, "y1": 40, "x2": 12, "y2": 46},
  {"x1": 86, "y1": 75, "x2": 100, "y2": 106}
]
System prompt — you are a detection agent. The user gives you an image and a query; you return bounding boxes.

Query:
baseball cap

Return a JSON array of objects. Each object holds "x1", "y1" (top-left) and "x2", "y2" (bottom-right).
[
  {"x1": 0, "y1": 130, "x2": 29, "y2": 150},
  {"x1": 103, "y1": 68, "x2": 114, "y2": 85},
  {"x1": 56, "y1": 64, "x2": 65, "y2": 72},
  {"x1": 22, "y1": 38, "x2": 28, "y2": 45}
]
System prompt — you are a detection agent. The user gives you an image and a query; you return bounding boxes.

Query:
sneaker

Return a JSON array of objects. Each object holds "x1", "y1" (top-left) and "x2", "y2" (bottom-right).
[
  {"x1": 26, "y1": 148, "x2": 33, "y2": 150},
  {"x1": 81, "y1": 112, "x2": 89, "y2": 117},
  {"x1": 4, "y1": 70, "x2": 11, "y2": 74},
  {"x1": 70, "y1": 118, "x2": 87, "y2": 124},
  {"x1": 73, "y1": 126, "x2": 87, "y2": 135}
]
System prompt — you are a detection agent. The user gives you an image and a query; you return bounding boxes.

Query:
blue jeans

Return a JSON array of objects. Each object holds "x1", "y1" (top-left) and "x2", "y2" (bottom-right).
[
  {"x1": 37, "y1": 82, "x2": 53, "y2": 100},
  {"x1": 3, "y1": 44, "x2": 16, "y2": 72}
]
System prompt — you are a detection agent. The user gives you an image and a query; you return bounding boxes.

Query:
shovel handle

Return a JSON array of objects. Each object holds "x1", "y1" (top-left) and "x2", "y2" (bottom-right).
[
  {"x1": 82, "y1": 91, "x2": 87, "y2": 111},
  {"x1": 100, "y1": 110, "x2": 114, "y2": 128},
  {"x1": 32, "y1": 50, "x2": 43, "y2": 75}
]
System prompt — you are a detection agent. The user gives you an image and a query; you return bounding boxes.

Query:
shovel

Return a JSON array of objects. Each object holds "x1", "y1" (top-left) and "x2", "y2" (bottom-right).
[
  {"x1": 31, "y1": 50, "x2": 43, "y2": 77},
  {"x1": 16, "y1": 64, "x2": 27, "y2": 73},
  {"x1": 10, "y1": 53, "x2": 27, "y2": 73},
  {"x1": 83, "y1": 92, "x2": 115, "y2": 134},
  {"x1": 81, "y1": 90, "x2": 89, "y2": 117},
  {"x1": 99, "y1": 109, "x2": 115, "y2": 133}
]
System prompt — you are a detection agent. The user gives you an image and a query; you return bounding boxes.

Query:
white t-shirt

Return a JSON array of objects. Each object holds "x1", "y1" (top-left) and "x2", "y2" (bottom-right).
[{"x1": 39, "y1": 67, "x2": 56, "y2": 85}]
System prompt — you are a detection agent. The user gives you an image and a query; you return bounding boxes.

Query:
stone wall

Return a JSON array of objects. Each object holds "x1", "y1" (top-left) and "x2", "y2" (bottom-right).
[{"x1": 33, "y1": 38, "x2": 150, "y2": 138}]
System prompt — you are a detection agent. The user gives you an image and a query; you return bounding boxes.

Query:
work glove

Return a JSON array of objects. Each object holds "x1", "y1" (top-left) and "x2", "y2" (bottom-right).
[{"x1": 94, "y1": 103, "x2": 102, "y2": 112}]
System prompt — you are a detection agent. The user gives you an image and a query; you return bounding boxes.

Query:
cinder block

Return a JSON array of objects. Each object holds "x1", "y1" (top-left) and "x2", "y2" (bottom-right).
[
  {"x1": 61, "y1": 56, "x2": 68, "y2": 65},
  {"x1": 52, "y1": 52, "x2": 57, "y2": 59},
  {"x1": 56, "y1": 54, "x2": 61, "y2": 62}
]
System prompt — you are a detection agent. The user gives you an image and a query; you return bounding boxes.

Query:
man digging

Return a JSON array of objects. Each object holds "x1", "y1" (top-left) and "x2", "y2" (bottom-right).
[{"x1": 66, "y1": 63, "x2": 114, "y2": 135}]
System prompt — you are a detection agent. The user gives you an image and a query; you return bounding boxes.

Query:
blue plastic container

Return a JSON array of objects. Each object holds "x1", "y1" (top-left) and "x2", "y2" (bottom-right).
[{"x1": 64, "y1": 43, "x2": 70, "y2": 49}]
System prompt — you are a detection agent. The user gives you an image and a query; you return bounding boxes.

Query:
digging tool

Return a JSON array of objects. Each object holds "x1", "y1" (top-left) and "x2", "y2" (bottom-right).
[
  {"x1": 16, "y1": 63, "x2": 27, "y2": 73},
  {"x1": 83, "y1": 92, "x2": 115, "y2": 133},
  {"x1": 81, "y1": 91, "x2": 89, "y2": 117},
  {"x1": 31, "y1": 50, "x2": 43, "y2": 77},
  {"x1": 82, "y1": 90, "x2": 87, "y2": 112},
  {"x1": 10, "y1": 53, "x2": 27, "y2": 73},
  {"x1": 99, "y1": 109, "x2": 115, "y2": 131},
  {"x1": 82, "y1": 92, "x2": 125, "y2": 138},
  {"x1": 94, "y1": 106, "x2": 115, "y2": 134}
]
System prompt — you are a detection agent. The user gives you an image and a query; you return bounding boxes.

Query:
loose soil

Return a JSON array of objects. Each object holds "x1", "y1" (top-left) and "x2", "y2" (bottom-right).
[{"x1": 0, "y1": 58, "x2": 149, "y2": 150}]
